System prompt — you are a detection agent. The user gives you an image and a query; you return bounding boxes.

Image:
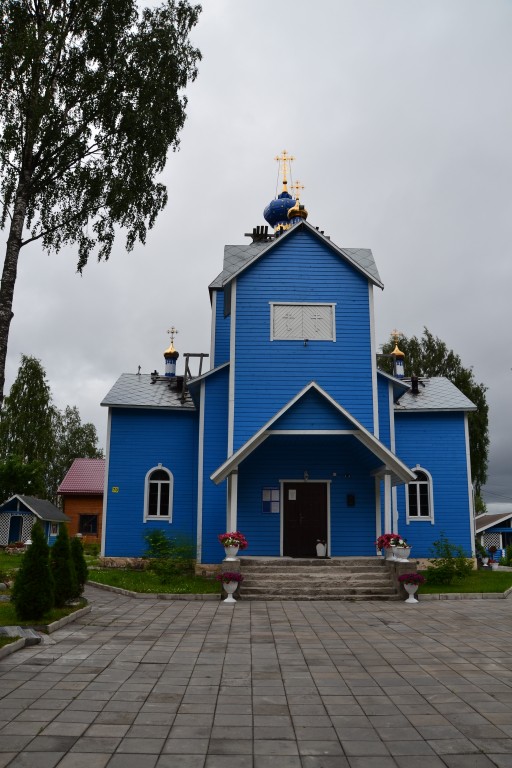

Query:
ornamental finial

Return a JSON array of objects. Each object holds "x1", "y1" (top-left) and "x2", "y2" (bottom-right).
[
  {"x1": 291, "y1": 180, "x2": 304, "y2": 202},
  {"x1": 274, "y1": 150, "x2": 295, "y2": 194}
]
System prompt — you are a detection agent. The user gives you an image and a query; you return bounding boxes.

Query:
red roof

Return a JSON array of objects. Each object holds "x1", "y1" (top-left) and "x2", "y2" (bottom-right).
[{"x1": 58, "y1": 458, "x2": 105, "y2": 495}]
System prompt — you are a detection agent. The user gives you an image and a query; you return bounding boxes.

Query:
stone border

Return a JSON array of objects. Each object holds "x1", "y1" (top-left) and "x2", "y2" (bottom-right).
[
  {"x1": 34, "y1": 604, "x2": 92, "y2": 632},
  {"x1": 0, "y1": 637, "x2": 25, "y2": 660},
  {"x1": 88, "y1": 580, "x2": 220, "y2": 601},
  {"x1": 420, "y1": 586, "x2": 512, "y2": 601}
]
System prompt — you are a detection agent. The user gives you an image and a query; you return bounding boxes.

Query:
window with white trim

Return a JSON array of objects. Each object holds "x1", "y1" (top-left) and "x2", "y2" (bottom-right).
[
  {"x1": 406, "y1": 467, "x2": 434, "y2": 523},
  {"x1": 270, "y1": 303, "x2": 335, "y2": 341},
  {"x1": 144, "y1": 466, "x2": 173, "y2": 521}
]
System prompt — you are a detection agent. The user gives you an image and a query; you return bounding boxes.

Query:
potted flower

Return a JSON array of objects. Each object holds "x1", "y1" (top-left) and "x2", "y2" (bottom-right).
[
  {"x1": 376, "y1": 533, "x2": 400, "y2": 560},
  {"x1": 392, "y1": 536, "x2": 411, "y2": 562},
  {"x1": 218, "y1": 531, "x2": 248, "y2": 561},
  {"x1": 398, "y1": 572, "x2": 425, "y2": 603},
  {"x1": 217, "y1": 571, "x2": 244, "y2": 603},
  {"x1": 488, "y1": 545, "x2": 499, "y2": 571}
]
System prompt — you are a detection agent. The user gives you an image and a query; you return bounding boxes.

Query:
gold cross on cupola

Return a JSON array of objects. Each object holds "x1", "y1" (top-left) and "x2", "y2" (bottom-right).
[
  {"x1": 291, "y1": 180, "x2": 304, "y2": 201},
  {"x1": 391, "y1": 328, "x2": 402, "y2": 344},
  {"x1": 167, "y1": 327, "x2": 178, "y2": 345},
  {"x1": 275, "y1": 150, "x2": 294, "y2": 193}
]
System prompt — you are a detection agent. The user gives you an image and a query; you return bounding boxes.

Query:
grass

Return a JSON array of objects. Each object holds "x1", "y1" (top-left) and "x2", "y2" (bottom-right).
[
  {"x1": 0, "y1": 598, "x2": 87, "y2": 627},
  {"x1": 0, "y1": 550, "x2": 24, "y2": 571},
  {"x1": 0, "y1": 636, "x2": 20, "y2": 648},
  {"x1": 420, "y1": 570, "x2": 512, "y2": 594},
  {"x1": 89, "y1": 568, "x2": 220, "y2": 594}
]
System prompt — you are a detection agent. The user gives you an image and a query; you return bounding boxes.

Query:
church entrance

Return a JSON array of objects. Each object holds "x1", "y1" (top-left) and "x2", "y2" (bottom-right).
[{"x1": 283, "y1": 482, "x2": 328, "y2": 558}]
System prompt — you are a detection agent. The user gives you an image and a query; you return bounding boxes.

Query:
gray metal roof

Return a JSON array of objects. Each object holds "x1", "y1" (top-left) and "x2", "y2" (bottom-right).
[
  {"x1": 394, "y1": 377, "x2": 476, "y2": 412},
  {"x1": 208, "y1": 220, "x2": 383, "y2": 290},
  {"x1": 0, "y1": 495, "x2": 70, "y2": 523},
  {"x1": 101, "y1": 374, "x2": 196, "y2": 410}
]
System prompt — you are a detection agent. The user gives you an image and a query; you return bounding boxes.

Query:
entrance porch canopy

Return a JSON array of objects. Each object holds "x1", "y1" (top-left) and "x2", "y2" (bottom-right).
[{"x1": 211, "y1": 381, "x2": 416, "y2": 485}]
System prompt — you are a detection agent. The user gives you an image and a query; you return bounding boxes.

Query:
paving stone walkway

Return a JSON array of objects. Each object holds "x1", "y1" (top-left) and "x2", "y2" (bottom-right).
[{"x1": 2, "y1": 585, "x2": 512, "y2": 767}]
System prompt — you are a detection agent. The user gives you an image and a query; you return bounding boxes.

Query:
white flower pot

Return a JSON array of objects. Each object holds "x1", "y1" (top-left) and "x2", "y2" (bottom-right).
[
  {"x1": 222, "y1": 581, "x2": 238, "y2": 603},
  {"x1": 316, "y1": 542, "x2": 327, "y2": 557},
  {"x1": 224, "y1": 545, "x2": 239, "y2": 561},
  {"x1": 482, "y1": 557, "x2": 489, "y2": 566},
  {"x1": 404, "y1": 583, "x2": 419, "y2": 603},
  {"x1": 491, "y1": 562, "x2": 499, "y2": 571},
  {"x1": 384, "y1": 547, "x2": 395, "y2": 560},
  {"x1": 393, "y1": 546, "x2": 411, "y2": 562}
]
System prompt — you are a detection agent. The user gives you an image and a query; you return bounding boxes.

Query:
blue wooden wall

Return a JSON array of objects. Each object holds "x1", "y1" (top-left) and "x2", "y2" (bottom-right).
[
  {"x1": 105, "y1": 408, "x2": 198, "y2": 557},
  {"x1": 231, "y1": 228, "x2": 375, "y2": 450},
  {"x1": 394, "y1": 412, "x2": 472, "y2": 556},
  {"x1": 377, "y1": 376, "x2": 392, "y2": 449},
  {"x1": 213, "y1": 290, "x2": 230, "y2": 366}
]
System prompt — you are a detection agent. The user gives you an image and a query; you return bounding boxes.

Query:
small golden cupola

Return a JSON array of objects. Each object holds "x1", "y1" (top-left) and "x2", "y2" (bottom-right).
[
  {"x1": 390, "y1": 329, "x2": 405, "y2": 379},
  {"x1": 164, "y1": 326, "x2": 179, "y2": 378},
  {"x1": 287, "y1": 180, "x2": 308, "y2": 224}
]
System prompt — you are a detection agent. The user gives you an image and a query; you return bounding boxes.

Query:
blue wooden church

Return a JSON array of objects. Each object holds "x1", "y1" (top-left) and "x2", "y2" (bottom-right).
[{"x1": 101, "y1": 155, "x2": 476, "y2": 564}]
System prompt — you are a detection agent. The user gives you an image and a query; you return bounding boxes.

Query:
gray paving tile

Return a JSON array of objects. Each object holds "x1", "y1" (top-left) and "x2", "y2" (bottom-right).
[{"x1": 5, "y1": 753, "x2": 65, "y2": 768}]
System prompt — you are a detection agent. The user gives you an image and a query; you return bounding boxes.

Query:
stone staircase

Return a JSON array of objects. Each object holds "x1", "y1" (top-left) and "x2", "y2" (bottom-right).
[{"x1": 239, "y1": 557, "x2": 400, "y2": 601}]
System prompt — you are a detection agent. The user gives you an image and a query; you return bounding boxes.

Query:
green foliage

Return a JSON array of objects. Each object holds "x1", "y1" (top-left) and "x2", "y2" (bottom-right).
[
  {"x1": 380, "y1": 328, "x2": 489, "y2": 494},
  {"x1": 0, "y1": 355, "x2": 102, "y2": 502},
  {"x1": 11, "y1": 522, "x2": 54, "y2": 620},
  {"x1": 83, "y1": 541, "x2": 100, "y2": 557},
  {"x1": 50, "y1": 524, "x2": 77, "y2": 607},
  {"x1": 475, "y1": 539, "x2": 487, "y2": 559},
  {"x1": 143, "y1": 529, "x2": 195, "y2": 582},
  {"x1": 425, "y1": 533, "x2": 474, "y2": 586},
  {"x1": 70, "y1": 537, "x2": 88, "y2": 595},
  {"x1": 0, "y1": 0, "x2": 201, "y2": 402}
]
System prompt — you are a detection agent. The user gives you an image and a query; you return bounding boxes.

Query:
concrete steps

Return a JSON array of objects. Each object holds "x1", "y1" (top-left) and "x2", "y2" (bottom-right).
[{"x1": 239, "y1": 557, "x2": 400, "y2": 601}]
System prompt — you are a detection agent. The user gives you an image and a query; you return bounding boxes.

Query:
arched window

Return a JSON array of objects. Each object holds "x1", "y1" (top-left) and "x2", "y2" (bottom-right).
[
  {"x1": 406, "y1": 467, "x2": 434, "y2": 523},
  {"x1": 144, "y1": 466, "x2": 173, "y2": 521}
]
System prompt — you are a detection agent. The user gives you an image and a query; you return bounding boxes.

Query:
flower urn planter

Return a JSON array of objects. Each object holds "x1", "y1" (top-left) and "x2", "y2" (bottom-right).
[
  {"x1": 482, "y1": 557, "x2": 489, "y2": 566},
  {"x1": 393, "y1": 546, "x2": 411, "y2": 562},
  {"x1": 491, "y1": 562, "x2": 499, "y2": 571},
  {"x1": 316, "y1": 541, "x2": 327, "y2": 557},
  {"x1": 404, "y1": 584, "x2": 419, "y2": 603},
  {"x1": 384, "y1": 547, "x2": 395, "y2": 561},
  {"x1": 222, "y1": 581, "x2": 238, "y2": 603},
  {"x1": 224, "y1": 545, "x2": 239, "y2": 561}
]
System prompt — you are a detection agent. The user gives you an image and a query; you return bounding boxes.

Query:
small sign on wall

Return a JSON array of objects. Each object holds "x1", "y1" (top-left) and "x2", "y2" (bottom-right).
[
  {"x1": 262, "y1": 488, "x2": 280, "y2": 513},
  {"x1": 112, "y1": 487, "x2": 119, "y2": 493},
  {"x1": 288, "y1": 489, "x2": 296, "y2": 501}
]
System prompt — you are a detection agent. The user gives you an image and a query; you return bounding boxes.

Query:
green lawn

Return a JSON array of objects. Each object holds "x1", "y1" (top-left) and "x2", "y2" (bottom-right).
[
  {"x1": 89, "y1": 568, "x2": 220, "y2": 594},
  {"x1": 420, "y1": 570, "x2": 512, "y2": 594},
  {"x1": 0, "y1": 599, "x2": 87, "y2": 627},
  {"x1": 0, "y1": 636, "x2": 20, "y2": 648},
  {"x1": 0, "y1": 550, "x2": 24, "y2": 572}
]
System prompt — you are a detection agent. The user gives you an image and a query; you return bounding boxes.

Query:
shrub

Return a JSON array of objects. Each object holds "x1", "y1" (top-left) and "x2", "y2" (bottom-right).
[
  {"x1": 83, "y1": 541, "x2": 100, "y2": 557},
  {"x1": 11, "y1": 522, "x2": 54, "y2": 620},
  {"x1": 143, "y1": 530, "x2": 195, "y2": 583},
  {"x1": 51, "y1": 524, "x2": 78, "y2": 607},
  {"x1": 70, "y1": 537, "x2": 88, "y2": 595},
  {"x1": 425, "y1": 533, "x2": 473, "y2": 586}
]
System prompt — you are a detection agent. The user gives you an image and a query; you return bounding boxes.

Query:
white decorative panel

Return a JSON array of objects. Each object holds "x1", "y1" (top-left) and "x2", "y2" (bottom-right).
[
  {"x1": 0, "y1": 514, "x2": 9, "y2": 545},
  {"x1": 272, "y1": 304, "x2": 335, "y2": 341},
  {"x1": 22, "y1": 515, "x2": 34, "y2": 541},
  {"x1": 483, "y1": 531, "x2": 501, "y2": 549}
]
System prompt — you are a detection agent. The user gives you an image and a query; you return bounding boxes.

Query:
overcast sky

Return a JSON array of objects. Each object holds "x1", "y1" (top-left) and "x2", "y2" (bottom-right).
[{"x1": 4, "y1": 0, "x2": 512, "y2": 510}]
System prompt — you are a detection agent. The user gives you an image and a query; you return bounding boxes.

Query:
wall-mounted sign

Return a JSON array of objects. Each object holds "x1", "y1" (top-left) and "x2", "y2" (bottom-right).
[{"x1": 112, "y1": 487, "x2": 119, "y2": 493}]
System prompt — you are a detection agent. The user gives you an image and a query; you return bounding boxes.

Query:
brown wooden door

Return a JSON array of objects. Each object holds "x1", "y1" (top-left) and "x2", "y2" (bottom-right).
[{"x1": 283, "y1": 482, "x2": 327, "y2": 557}]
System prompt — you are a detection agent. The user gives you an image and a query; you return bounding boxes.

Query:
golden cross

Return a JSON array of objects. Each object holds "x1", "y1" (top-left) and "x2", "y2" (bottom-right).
[
  {"x1": 291, "y1": 180, "x2": 304, "y2": 202},
  {"x1": 391, "y1": 328, "x2": 402, "y2": 344},
  {"x1": 274, "y1": 150, "x2": 294, "y2": 193},
  {"x1": 167, "y1": 327, "x2": 179, "y2": 344}
]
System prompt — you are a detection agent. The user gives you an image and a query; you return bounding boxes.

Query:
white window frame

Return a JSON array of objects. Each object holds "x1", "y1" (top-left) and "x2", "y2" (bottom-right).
[
  {"x1": 405, "y1": 465, "x2": 434, "y2": 524},
  {"x1": 269, "y1": 302, "x2": 336, "y2": 341},
  {"x1": 144, "y1": 464, "x2": 173, "y2": 522}
]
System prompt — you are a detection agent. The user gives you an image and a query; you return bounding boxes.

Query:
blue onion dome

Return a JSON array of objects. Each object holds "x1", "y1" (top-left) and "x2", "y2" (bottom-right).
[{"x1": 264, "y1": 190, "x2": 296, "y2": 230}]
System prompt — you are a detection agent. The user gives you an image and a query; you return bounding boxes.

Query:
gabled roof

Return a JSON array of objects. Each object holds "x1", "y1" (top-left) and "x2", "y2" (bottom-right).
[
  {"x1": 394, "y1": 377, "x2": 476, "y2": 412},
  {"x1": 211, "y1": 381, "x2": 415, "y2": 485},
  {"x1": 208, "y1": 220, "x2": 383, "y2": 292},
  {"x1": 101, "y1": 373, "x2": 195, "y2": 410},
  {"x1": 0, "y1": 495, "x2": 69, "y2": 523},
  {"x1": 475, "y1": 512, "x2": 512, "y2": 534},
  {"x1": 377, "y1": 369, "x2": 410, "y2": 400},
  {"x1": 58, "y1": 458, "x2": 105, "y2": 495}
]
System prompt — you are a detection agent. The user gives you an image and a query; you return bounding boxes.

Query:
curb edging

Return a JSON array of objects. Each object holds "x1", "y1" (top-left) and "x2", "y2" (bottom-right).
[{"x1": 88, "y1": 581, "x2": 220, "y2": 600}]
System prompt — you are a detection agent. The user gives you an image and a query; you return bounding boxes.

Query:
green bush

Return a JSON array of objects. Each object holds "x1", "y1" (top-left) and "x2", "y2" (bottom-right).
[
  {"x1": 11, "y1": 522, "x2": 54, "y2": 620},
  {"x1": 143, "y1": 530, "x2": 195, "y2": 583},
  {"x1": 51, "y1": 524, "x2": 78, "y2": 606},
  {"x1": 425, "y1": 533, "x2": 473, "y2": 586},
  {"x1": 70, "y1": 537, "x2": 88, "y2": 595},
  {"x1": 83, "y1": 541, "x2": 100, "y2": 556}
]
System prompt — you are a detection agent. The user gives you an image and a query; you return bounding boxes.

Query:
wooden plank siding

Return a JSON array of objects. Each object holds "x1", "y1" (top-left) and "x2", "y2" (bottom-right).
[
  {"x1": 271, "y1": 387, "x2": 356, "y2": 431},
  {"x1": 232, "y1": 229, "x2": 375, "y2": 451},
  {"x1": 200, "y1": 367, "x2": 230, "y2": 564},
  {"x1": 394, "y1": 412, "x2": 472, "y2": 556},
  {"x1": 377, "y1": 376, "x2": 392, "y2": 449},
  {"x1": 104, "y1": 408, "x2": 198, "y2": 557},
  {"x1": 213, "y1": 290, "x2": 230, "y2": 365}
]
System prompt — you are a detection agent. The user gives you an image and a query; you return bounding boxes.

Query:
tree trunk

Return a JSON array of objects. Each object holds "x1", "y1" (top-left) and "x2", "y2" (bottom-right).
[{"x1": 0, "y1": 186, "x2": 28, "y2": 406}]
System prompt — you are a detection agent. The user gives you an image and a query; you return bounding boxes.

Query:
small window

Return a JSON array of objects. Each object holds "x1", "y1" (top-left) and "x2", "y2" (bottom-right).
[
  {"x1": 144, "y1": 466, "x2": 173, "y2": 521},
  {"x1": 270, "y1": 303, "x2": 335, "y2": 341},
  {"x1": 262, "y1": 487, "x2": 280, "y2": 514},
  {"x1": 50, "y1": 523, "x2": 59, "y2": 536},
  {"x1": 406, "y1": 467, "x2": 434, "y2": 523},
  {"x1": 79, "y1": 515, "x2": 98, "y2": 535}
]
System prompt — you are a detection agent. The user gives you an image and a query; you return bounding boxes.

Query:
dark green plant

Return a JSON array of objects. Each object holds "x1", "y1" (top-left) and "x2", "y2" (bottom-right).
[
  {"x1": 11, "y1": 522, "x2": 54, "y2": 620},
  {"x1": 83, "y1": 541, "x2": 100, "y2": 557},
  {"x1": 143, "y1": 530, "x2": 195, "y2": 583},
  {"x1": 50, "y1": 524, "x2": 77, "y2": 607},
  {"x1": 425, "y1": 533, "x2": 473, "y2": 586},
  {"x1": 70, "y1": 537, "x2": 88, "y2": 596},
  {"x1": 475, "y1": 539, "x2": 487, "y2": 559}
]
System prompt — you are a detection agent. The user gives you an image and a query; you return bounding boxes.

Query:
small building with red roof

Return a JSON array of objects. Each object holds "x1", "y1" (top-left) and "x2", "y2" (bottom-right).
[{"x1": 58, "y1": 458, "x2": 105, "y2": 544}]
